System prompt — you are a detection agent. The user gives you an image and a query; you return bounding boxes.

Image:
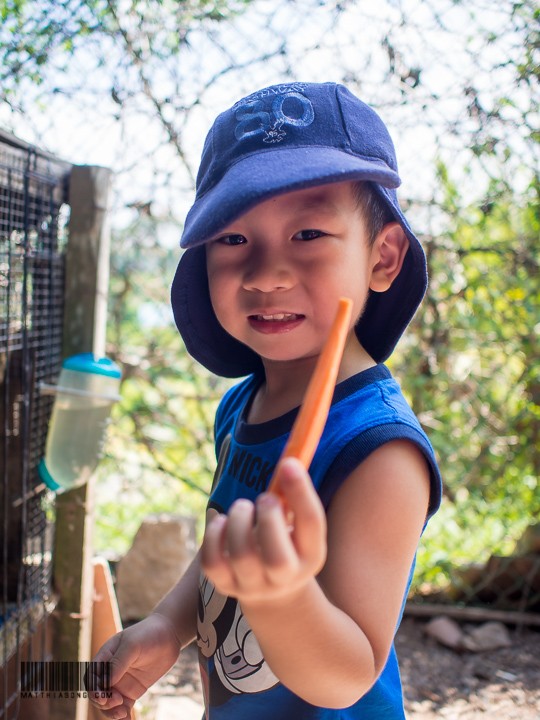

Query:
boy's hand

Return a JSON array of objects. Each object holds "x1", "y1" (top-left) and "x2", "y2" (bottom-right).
[
  {"x1": 201, "y1": 457, "x2": 327, "y2": 607},
  {"x1": 88, "y1": 613, "x2": 181, "y2": 719}
]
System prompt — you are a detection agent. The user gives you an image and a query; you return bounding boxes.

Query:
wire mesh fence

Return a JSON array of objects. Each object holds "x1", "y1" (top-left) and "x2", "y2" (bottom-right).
[{"x1": 0, "y1": 130, "x2": 70, "y2": 719}]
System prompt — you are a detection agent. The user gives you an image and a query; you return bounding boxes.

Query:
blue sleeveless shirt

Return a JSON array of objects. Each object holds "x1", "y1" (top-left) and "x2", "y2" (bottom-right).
[{"x1": 198, "y1": 365, "x2": 442, "y2": 719}]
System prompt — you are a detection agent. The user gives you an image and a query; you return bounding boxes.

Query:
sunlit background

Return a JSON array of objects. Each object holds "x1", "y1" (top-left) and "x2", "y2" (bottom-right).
[{"x1": 1, "y1": 0, "x2": 538, "y2": 599}]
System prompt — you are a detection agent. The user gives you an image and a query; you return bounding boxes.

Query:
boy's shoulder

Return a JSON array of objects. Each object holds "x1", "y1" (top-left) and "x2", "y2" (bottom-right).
[
  {"x1": 319, "y1": 366, "x2": 442, "y2": 520},
  {"x1": 214, "y1": 374, "x2": 259, "y2": 441},
  {"x1": 217, "y1": 374, "x2": 258, "y2": 415}
]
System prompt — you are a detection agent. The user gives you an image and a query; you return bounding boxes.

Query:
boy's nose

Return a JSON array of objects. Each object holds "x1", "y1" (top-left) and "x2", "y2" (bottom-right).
[{"x1": 242, "y1": 250, "x2": 294, "y2": 293}]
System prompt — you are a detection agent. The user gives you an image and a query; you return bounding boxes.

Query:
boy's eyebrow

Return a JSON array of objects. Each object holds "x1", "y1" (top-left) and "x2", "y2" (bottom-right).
[{"x1": 211, "y1": 191, "x2": 344, "y2": 238}]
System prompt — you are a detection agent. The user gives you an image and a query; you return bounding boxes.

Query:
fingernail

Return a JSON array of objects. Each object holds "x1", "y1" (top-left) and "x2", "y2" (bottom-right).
[
  {"x1": 257, "y1": 493, "x2": 279, "y2": 509},
  {"x1": 281, "y1": 456, "x2": 302, "y2": 470},
  {"x1": 232, "y1": 498, "x2": 252, "y2": 510}
]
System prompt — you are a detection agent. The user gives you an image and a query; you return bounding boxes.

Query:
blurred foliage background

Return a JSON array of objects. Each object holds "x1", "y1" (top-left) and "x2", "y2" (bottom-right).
[{"x1": 1, "y1": 0, "x2": 538, "y2": 592}]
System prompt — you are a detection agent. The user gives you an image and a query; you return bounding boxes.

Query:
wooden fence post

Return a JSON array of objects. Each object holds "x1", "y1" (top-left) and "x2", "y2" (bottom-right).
[{"x1": 50, "y1": 165, "x2": 112, "y2": 720}]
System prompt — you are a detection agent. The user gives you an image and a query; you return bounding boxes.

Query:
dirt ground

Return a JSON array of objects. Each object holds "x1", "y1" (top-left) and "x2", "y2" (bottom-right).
[
  {"x1": 395, "y1": 617, "x2": 540, "y2": 718},
  {"x1": 145, "y1": 616, "x2": 540, "y2": 719}
]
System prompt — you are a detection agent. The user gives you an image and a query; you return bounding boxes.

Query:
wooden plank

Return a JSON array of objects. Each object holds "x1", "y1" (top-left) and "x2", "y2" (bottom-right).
[
  {"x1": 88, "y1": 559, "x2": 133, "y2": 720},
  {"x1": 90, "y1": 558, "x2": 122, "y2": 656},
  {"x1": 62, "y1": 165, "x2": 112, "y2": 358},
  {"x1": 50, "y1": 165, "x2": 112, "y2": 720}
]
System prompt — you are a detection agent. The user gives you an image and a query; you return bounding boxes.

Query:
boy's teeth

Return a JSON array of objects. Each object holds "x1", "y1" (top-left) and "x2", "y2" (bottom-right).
[{"x1": 257, "y1": 313, "x2": 296, "y2": 321}]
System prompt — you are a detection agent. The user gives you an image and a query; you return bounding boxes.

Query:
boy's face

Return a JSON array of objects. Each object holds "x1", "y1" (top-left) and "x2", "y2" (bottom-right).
[{"x1": 205, "y1": 181, "x2": 384, "y2": 368}]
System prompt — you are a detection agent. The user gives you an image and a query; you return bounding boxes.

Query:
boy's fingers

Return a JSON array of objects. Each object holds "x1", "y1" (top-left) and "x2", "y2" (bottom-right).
[
  {"x1": 107, "y1": 638, "x2": 142, "y2": 688},
  {"x1": 89, "y1": 633, "x2": 130, "y2": 694},
  {"x1": 92, "y1": 633, "x2": 145, "y2": 701},
  {"x1": 274, "y1": 457, "x2": 327, "y2": 568},
  {"x1": 201, "y1": 514, "x2": 236, "y2": 591},
  {"x1": 226, "y1": 499, "x2": 256, "y2": 559},
  {"x1": 201, "y1": 513, "x2": 228, "y2": 567},
  {"x1": 255, "y1": 493, "x2": 299, "y2": 582},
  {"x1": 225, "y1": 500, "x2": 269, "y2": 591},
  {"x1": 91, "y1": 633, "x2": 120, "y2": 664},
  {"x1": 95, "y1": 704, "x2": 130, "y2": 719}
]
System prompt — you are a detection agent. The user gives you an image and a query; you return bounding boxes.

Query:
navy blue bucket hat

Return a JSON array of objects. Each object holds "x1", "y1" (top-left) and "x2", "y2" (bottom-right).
[{"x1": 171, "y1": 82, "x2": 427, "y2": 377}]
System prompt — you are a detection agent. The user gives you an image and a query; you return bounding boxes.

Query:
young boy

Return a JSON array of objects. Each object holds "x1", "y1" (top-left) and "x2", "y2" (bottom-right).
[{"x1": 91, "y1": 81, "x2": 442, "y2": 719}]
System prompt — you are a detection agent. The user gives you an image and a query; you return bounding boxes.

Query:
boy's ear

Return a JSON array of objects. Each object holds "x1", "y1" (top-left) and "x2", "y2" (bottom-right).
[{"x1": 369, "y1": 222, "x2": 409, "y2": 292}]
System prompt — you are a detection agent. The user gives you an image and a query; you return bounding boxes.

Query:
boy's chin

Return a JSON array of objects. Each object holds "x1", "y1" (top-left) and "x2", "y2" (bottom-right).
[{"x1": 259, "y1": 351, "x2": 321, "y2": 368}]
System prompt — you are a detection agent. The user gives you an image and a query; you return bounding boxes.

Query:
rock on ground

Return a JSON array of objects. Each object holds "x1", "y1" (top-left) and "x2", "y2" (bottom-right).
[{"x1": 115, "y1": 514, "x2": 197, "y2": 621}]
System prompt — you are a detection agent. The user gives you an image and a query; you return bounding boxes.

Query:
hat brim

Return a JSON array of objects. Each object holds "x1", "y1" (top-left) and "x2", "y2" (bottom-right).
[{"x1": 181, "y1": 146, "x2": 400, "y2": 248}]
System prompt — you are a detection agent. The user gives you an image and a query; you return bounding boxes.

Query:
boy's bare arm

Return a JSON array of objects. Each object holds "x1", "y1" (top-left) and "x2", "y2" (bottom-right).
[
  {"x1": 152, "y1": 549, "x2": 201, "y2": 646},
  {"x1": 202, "y1": 441, "x2": 430, "y2": 709}
]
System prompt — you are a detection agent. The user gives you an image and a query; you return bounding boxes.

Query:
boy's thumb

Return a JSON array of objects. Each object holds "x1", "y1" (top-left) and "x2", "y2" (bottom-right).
[
  {"x1": 108, "y1": 633, "x2": 138, "y2": 686},
  {"x1": 92, "y1": 631, "x2": 132, "y2": 687}
]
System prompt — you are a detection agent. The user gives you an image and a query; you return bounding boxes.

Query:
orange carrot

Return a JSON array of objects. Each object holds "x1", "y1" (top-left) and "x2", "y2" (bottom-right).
[{"x1": 268, "y1": 297, "x2": 353, "y2": 494}]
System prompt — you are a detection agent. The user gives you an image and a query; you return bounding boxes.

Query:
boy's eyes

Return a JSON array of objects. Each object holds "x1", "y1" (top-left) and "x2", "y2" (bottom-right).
[
  {"x1": 216, "y1": 234, "x2": 247, "y2": 245},
  {"x1": 214, "y1": 229, "x2": 325, "y2": 244},
  {"x1": 293, "y1": 229, "x2": 325, "y2": 241}
]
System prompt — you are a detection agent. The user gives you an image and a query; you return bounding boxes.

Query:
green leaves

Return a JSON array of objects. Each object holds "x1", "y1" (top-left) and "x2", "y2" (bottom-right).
[
  {"x1": 0, "y1": 0, "x2": 256, "y2": 95},
  {"x1": 396, "y1": 169, "x2": 540, "y2": 592},
  {"x1": 3, "y1": 0, "x2": 535, "y2": 593}
]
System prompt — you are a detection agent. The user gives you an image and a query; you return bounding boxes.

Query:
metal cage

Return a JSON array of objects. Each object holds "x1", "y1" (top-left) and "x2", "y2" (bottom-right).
[{"x1": 1, "y1": 130, "x2": 71, "y2": 719}]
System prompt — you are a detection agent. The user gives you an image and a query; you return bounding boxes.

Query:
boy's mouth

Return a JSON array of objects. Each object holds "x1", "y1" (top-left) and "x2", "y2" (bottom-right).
[
  {"x1": 252, "y1": 313, "x2": 301, "y2": 321},
  {"x1": 248, "y1": 312, "x2": 305, "y2": 334}
]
